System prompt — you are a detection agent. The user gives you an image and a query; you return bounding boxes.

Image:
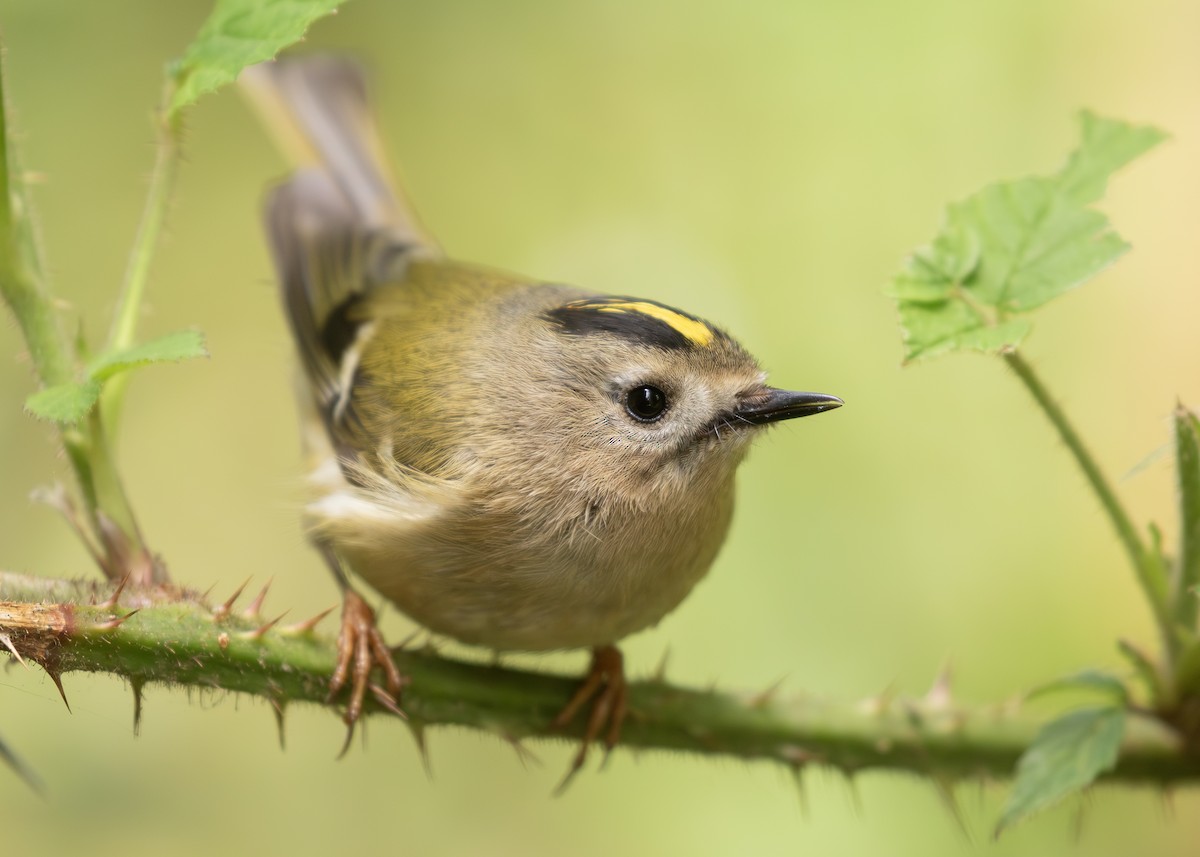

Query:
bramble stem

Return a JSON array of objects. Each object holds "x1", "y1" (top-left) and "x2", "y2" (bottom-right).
[
  {"x1": 0, "y1": 50, "x2": 100, "y2": 523},
  {"x1": 102, "y1": 85, "x2": 181, "y2": 430},
  {"x1": 1003, "y1": 350, "x2": 1174, "y2": 661},
  {"x1": 0, "y1": 50, "x2": 74, "y2": 389},
  {"x1": 0, "y1": 571, "x2": 1197, "y2": 785},
  {"x1": 0, "y1": 49, "x2": 162, "y2": 583}
]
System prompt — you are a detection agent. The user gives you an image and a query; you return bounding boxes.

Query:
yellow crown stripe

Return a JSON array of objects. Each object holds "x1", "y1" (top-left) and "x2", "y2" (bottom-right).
[{"x1": 587, "y1": 301, "x2": 715, "y2": 347}]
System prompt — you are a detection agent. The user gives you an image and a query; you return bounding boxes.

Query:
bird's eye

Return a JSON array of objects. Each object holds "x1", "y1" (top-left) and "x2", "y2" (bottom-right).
[{"x1": 625, "y1": 385, "x2": 668, "y2": 422}]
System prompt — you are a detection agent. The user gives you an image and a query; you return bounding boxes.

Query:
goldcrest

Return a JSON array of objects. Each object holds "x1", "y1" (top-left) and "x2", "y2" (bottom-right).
[{"x1": 243, "y1": 57, "x2": 841, "y2": 773}]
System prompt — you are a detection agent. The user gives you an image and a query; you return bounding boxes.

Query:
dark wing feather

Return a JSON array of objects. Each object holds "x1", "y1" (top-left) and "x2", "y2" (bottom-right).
[{"x1": 247, "y1": 57, "x2": 438, "y2": 437}]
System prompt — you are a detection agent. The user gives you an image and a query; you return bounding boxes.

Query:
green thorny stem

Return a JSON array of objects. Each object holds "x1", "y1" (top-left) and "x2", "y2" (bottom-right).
[
  {"x1": 0, "y1": 55, "x2": 176, "y2": 586},
  {"x1": 0, "y1": 572, "x2": 1197, "y2": 787},
  {"x1": 101, "y1": 78, "x2": 181, "y2": 431},
  {"x1": 1002, "y1": 350, "x2": 1176, "y2": 673}
]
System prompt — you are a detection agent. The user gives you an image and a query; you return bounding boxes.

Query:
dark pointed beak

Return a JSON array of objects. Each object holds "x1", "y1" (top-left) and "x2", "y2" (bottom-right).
[{"x1": 733, "y1": 388, "x2": 843, "y2": 425}]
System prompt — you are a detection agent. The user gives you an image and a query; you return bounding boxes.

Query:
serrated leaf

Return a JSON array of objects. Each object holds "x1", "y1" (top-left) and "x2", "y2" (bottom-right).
[
  {"x1": 87, "y1": 329, "x2": 208, "y2": 382},
  {"x1": 952, "y1": 183, "x2": 1130, "y2": 313},
  {"x1": 1026, "y1": 669, "x2": 1129, "y2": 705},
  {"x1": 1059, "y1": 112, "x2": 1169, "y2": 205},
  {"x1": 996, "y1": 706, "x2": 1125, "y2": 835},
  {"x1": 898, "y1": 297, "x2": 1031, "y2": 361},
  {"x1": 1175, "y1": 404, "x2": 1200, "y2": 627},
  {"x1": 169, "y1": 0, "x2": 344, "y2": 117},
  {"x1": 891, "y1": 112, "x2": 1165, "y2": 362},
  {"x1": 24, "y1": 380, "x2": 102, "y2": 424},
  {"x1": 887, "y1": 222, "x2": 982, "y2": 304}
]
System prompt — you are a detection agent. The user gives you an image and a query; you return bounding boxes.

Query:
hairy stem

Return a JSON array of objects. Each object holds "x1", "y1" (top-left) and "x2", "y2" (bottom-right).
[
  {"x1": 0, "y1": 51, "x2": 101, "y2": 524},
  {"x1": 0, "y1": 49, "x2": 74, "y2": 389},
  {"x1": 1003, "y1": 350, "x2": 1175, "y2": 666},
  {"x1": 0, "y1": 50, "x2": 162, "y2": 583},
  {"x1": 102, "y1": 86, "x2": 181, "y2": 430},
  {"x1": 0, "y1": 572, "x2": 1196, "y2": 784}
]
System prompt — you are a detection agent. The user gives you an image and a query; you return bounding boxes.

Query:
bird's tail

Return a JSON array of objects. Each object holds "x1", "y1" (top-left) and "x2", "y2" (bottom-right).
[
  {"x1": 242, "y1": 56, "x2": 435, "y2": 410},
  {"x1": 242, "y1": 55, "x2": 435, "y2": 249}
]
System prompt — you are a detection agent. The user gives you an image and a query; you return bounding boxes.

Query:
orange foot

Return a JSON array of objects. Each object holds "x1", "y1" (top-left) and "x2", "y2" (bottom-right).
[
  {"x1": 551, "y1": 644, "x2": 628, "y2": 791},
  {"x1": 329, "y1": 589, "x2": 407, "y2": 753}
]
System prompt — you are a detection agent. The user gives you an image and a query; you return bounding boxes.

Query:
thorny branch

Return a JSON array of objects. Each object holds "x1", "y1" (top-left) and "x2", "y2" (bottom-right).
[{"x1": 1, "y1": 571, "x2": 1199, "y2": 788}]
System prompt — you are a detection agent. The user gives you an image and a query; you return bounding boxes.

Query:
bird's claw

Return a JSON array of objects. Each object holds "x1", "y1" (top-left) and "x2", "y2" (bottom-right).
[
  {"x1": 551, "y1": 644, "x2": 628, "y2": 793},
  {"x1": 329, "y1": 589, "x2": 407, "y2": 754}
]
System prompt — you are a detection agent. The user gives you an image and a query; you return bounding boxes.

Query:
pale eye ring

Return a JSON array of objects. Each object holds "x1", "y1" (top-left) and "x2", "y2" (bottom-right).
[{"x1": 625, "y1": 385, "x2": 668, "y2": 422}]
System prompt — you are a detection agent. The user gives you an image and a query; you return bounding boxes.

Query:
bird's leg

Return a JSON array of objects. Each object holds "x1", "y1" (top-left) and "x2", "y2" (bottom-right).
[
  {"x1": 551, "y1": 644, "x2": 628, "y2": 791},
  {"x1": 317, "y1": 544, "x2": 407, "y2": 752}
]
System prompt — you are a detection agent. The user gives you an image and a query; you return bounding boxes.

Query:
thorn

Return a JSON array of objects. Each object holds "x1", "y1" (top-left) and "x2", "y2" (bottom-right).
[
  {"x1": 369, "y1": 683, "x2": 406, "y2": 720},
  {"x1": 269, "y1": 697, "x2": 286, "y2": 750},
  {"x1": 239, "y1": 612, "x2": 288, "y2": 641},
  {"x1": 931, "y1": 775, "x2": 969, "y2": 838},
  {"x1": 0, "y1": 634, "x2": 27, "y2": 668},
  {"x1": 787, "y1": 763, "x2": 809, "y2": 818},
  {"x1": 99, "y1": 573, "x2": 131, "y2": 610},
  {"x1": 405, "y1": 719, "x2": 433, "y2": 779},
  {"x1": 280, "y1": 605, "x2": 335, "y2": 636},
  {"x1": 501, "y1": 732, "x2": 541, "y2": 771},
  {"x1": 652, "y1": 646, "x2": 671, "y2": 683},
  {"x1": 211, "y1": 578, "x2": 251, "y2": 622},
  {"x1": 92, "y1": 609, "x2": 140, "y2": 632},
  {"x1": 859, "y1": 681, "x2": 896, "y2": 716},
  {"x1": 0, "y1": 733, "x2": 44, "y2": 797},
  {"x1": 242, "y1": 578, "x2": 273, "y2": 620},
  {"x1": 46, "y1": 669, "x2": 71, "y2": 712},
  {"x1": 925, "y1": 660, "x2": 954, "y2": 710},
  {"x1": 749, "y1": 675, "x2": 787, "y2": 709},
  {"x1": 131, "y1": 678, "x2": 144, "y2": 736},
  {"x1": 844, "y1": 769, "x2": 863, "y2": 817}
]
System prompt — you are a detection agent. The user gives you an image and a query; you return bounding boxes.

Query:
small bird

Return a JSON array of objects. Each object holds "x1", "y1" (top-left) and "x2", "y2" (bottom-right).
[{"x1": 243, "y1": 56, "x2": 841, "y2": 777}]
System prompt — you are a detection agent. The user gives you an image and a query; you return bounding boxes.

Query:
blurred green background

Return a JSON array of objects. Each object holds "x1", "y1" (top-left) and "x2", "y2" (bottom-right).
[{"x1": 1, "y1": 0, "x2": 1198, "y2": 853}]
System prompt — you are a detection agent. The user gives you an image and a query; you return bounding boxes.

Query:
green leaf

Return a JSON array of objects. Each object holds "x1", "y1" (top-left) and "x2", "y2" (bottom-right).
[
  {"x1": 898, "y1": 298, "x2": 1031, "y2": 361},
  {"x1": 1059, "y1": 112, "x2": 1169, "y2": 205},
  {"x1": 87, "y1": 329, "x2": 208, "y2": 382},
  {"x1": 891, "y1": 112, "x2": 1166, "y2": 362},
  {"x1": 169, "y1": 0, "x2": 344, "y2": 117},
  {"x1": 1175, "y1": 404, "x2": 1200, "y2": 627},
  {"x1": 24, "y1": 380, "x2": 102, "y2": 424},
  {"x1": 1025, "y1": 670, "x2": 1129, "y2": 705},
  {"x1": 996, "y1": 706, "x2": 1125, "y2": 836}
]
